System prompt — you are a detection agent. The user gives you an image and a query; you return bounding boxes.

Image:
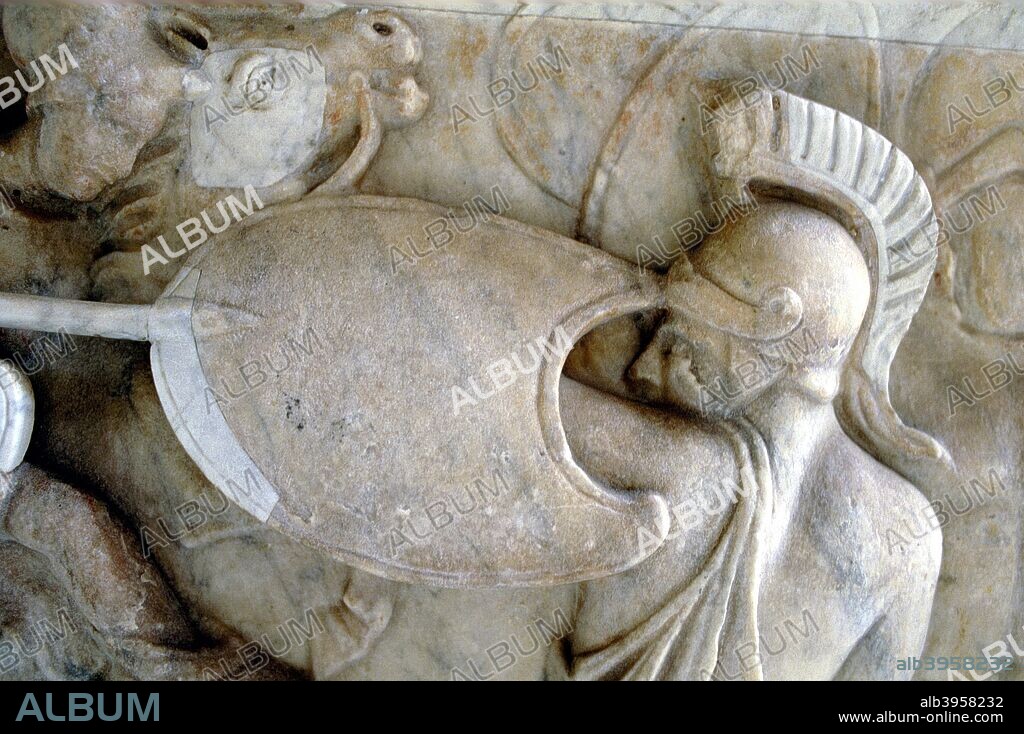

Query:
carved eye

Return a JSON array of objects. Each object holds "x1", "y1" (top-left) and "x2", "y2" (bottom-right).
[
  {"x1": 372, "y1": 22, "x2": 393, "y2": 37},
  {"x1": 151, "y1": 10, "x2": 210, "y2": 65},
  {"x1": 168, "y1": 22, "x2": 209, "y2": 52}
]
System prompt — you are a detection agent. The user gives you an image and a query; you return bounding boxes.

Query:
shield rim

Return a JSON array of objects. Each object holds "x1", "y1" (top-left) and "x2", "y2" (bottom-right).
[{"x1": 148, "y1": 195, "x2": 671, "y2": 588}]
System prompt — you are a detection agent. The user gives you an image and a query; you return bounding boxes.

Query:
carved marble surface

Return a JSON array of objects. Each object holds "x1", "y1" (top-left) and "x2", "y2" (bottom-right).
[{"x1": 0, "y1": 1, "x2": 1021, "y2": 681}]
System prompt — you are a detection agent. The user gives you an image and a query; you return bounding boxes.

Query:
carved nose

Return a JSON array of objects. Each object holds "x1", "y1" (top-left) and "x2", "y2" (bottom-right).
[
  {"x1": 393, "y1": 29, "x2": 421, "y2": 67},
  {"x1": 628, "y1": 335, "x2": 667, "y2": 400},
  {"x1": 375, "y1": 13, "x2": 421, "y2": 67}
]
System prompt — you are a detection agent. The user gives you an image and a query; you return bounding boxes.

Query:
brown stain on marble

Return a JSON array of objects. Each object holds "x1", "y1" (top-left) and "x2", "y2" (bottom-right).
[{"x1": 449, "y1": 27, "x2": 488, "y2": 80}]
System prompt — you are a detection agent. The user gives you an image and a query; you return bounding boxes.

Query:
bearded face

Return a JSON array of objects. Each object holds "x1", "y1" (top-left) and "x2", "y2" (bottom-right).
[{"x1": 628, "y1": 311, "x2": 784, "y2": 420}]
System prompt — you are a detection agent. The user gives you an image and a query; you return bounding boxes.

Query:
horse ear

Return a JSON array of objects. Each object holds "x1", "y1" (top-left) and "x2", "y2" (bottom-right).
[
  {"x1": 149, "y1": 8, "x2": 210, "y2": 66},
  {"x1": 0, "y1": 361, "x2": 33, "y2": 474}
]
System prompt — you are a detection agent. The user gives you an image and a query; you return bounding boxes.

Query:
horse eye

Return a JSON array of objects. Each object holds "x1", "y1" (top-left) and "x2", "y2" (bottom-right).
[{"x1": 372, "y1": 22, "x2": 393, "y2": 37}]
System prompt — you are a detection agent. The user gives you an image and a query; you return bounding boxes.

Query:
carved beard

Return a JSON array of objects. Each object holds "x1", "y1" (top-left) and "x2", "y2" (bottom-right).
[
  {"x1": 628, "y1": 328, "x2": 744, "y2": 421},
  {"x1": 663, "y1": 337, "x2": 734, "y2": 419}
]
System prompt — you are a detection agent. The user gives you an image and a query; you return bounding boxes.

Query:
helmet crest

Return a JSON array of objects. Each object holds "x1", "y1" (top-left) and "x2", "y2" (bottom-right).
[{"x1": 705, "y1": 89, "x2": 952, "y2": 472}]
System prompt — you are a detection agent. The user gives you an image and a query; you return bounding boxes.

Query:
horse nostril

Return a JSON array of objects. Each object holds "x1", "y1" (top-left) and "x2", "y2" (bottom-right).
[{"x1": 372, "y1": 22, "x2": 393, "y2": 37}]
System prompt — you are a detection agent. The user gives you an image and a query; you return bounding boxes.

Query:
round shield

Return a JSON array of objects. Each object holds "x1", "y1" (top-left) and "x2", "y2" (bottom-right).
[{"x1": 148, "y1": 195, "x2": 669, "y2": 588}]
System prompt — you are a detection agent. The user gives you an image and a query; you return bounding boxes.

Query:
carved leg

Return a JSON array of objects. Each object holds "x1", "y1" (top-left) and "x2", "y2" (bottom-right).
[{"x1": 0, "y1": 465, "x2": 298, "y2": 679}]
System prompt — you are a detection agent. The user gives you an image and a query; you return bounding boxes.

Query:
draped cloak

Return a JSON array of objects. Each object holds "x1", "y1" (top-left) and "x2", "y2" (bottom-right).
[{"x1": 565, "y1": 419, "x2": 774, "y2": 680}]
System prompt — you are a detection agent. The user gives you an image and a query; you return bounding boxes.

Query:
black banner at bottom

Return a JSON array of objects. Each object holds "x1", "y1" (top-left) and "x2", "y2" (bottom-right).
[{"x1": 0, "y1": 680, "x2": 1016, "y2": 729}]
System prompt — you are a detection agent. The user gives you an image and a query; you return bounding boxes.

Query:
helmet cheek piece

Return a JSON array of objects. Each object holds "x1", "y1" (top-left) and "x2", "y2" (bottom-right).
[
  {"x1": 701, "y1": 88, "x2": 952, "y2": 471},
  {"x1": 664, "y1": 256, "x2": 804, "y2": 345}
]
